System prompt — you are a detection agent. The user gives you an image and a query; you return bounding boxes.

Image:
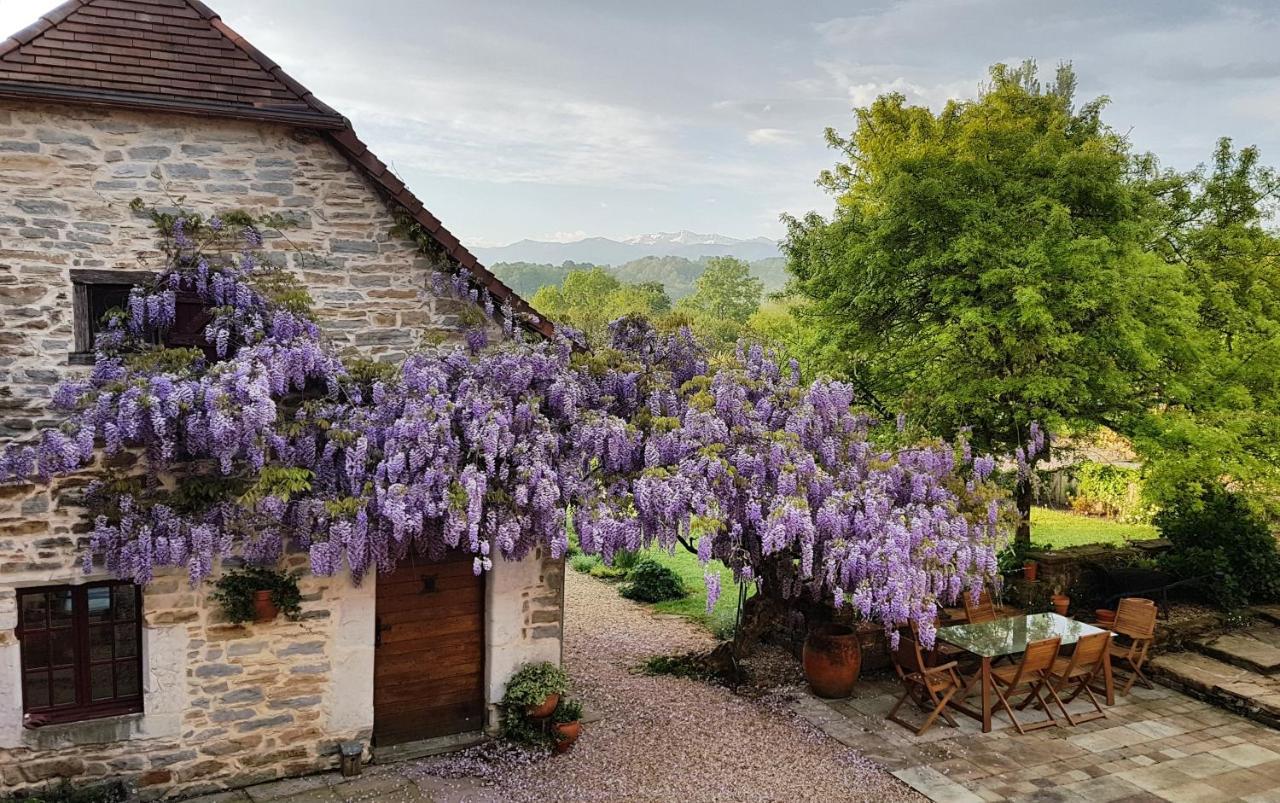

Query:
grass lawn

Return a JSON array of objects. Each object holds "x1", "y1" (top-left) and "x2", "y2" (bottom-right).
[
  {"x1": 1031, "y1": 505, "x2": 1158, "y2": 548},
  {"x1": 577, "y1": 507, "x2": 1154, "y2": 636},
  {"x1": 639, "y1": 546, "x2": 751, "y2": 638}
]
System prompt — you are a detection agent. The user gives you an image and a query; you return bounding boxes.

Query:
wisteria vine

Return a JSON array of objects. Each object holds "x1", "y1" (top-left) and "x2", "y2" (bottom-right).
[{"x1": 0, "y1": 210, "x2": 1017, "y2": 644}]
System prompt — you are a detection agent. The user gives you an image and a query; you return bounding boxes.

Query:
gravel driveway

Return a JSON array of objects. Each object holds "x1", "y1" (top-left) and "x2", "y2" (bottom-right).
[{"x1": 409, "y1": 570, "x2": 924, "y2": 802}]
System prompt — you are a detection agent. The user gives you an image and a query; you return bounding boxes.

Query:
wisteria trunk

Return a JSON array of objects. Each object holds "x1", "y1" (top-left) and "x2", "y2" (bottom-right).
[{"x1": 1015, "y1": 477, "x2": 1033, "y2": 548}]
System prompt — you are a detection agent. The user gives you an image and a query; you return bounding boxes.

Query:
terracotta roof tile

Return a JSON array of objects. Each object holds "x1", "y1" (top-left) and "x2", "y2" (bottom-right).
[{"x1": 0, "y1": 0, "x2": 552, "y2": 338}]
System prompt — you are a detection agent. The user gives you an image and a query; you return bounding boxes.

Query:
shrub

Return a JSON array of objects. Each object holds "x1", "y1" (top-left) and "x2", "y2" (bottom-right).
[
  {"x1": 569, "y1": 553, "x2": 599, "y2": 574},
  {"x1": 211, "y1": 565, "x2": 302, "y2": 624},
  {"x1": 620, "y1": 557, "x2": 686, "y2": 602},
  {"x1": 1155, "y1": 483, "x2": 1280, "y2": 609},
  {"x1": 1070, "y1": 462, "x2": 1152, "y2": 523}
]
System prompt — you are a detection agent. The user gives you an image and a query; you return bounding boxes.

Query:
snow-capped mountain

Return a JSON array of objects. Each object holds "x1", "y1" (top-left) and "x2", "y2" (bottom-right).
[
  {"x1": 473, "y1": 231, "x2": 781, "y2": 266},
  {"x1": 622, "y1": 230, "x2": 758, "y2": 247}
]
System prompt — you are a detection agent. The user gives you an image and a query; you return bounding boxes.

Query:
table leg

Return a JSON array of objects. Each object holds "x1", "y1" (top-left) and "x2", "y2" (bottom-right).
[
  {"x1": 981, "y1": 656, "x2": 992, "y2": 733},
  {"x1": 1103, "y1": 651, "x2": 1115, "y2": 706}
]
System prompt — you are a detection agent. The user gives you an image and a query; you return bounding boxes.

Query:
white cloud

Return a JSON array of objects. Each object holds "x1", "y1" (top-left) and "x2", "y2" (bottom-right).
[{"x1": 747, "y1": 128, "x2": 798, "y2": 146}]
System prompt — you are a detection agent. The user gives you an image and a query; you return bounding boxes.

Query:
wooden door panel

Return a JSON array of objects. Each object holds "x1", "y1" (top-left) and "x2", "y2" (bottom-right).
[{"x1": 373, "y1": 552, "x2": 485, "y2": 747}]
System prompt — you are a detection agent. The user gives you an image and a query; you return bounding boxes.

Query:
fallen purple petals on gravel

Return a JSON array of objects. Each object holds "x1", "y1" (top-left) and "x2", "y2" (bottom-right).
[{"x1": 407, "y1": 572, "x2": 924, "y2": 802}]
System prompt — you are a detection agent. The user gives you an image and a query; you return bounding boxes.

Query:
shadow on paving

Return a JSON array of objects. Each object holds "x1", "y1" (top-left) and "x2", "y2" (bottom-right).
[{"x1": 789, "y1": 674, "x2": 1280, "y2": 802}]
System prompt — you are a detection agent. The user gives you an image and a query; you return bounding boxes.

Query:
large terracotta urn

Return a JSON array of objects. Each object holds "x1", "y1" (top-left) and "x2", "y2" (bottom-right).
[{"x1": 802, "y1": 624, "x2": 861, "y2": 698}]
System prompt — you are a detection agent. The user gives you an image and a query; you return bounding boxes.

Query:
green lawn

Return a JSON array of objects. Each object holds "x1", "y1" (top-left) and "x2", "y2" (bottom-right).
[
  {"x1": 639, "y1": 546, "x2": 751, "y2": 638},
  {"x1": 576, "y1": 507, "x2": 1154, "y2": 636},
  {"x1": 1031, "y1": 506, "x2": 1158, "y2": 548}
]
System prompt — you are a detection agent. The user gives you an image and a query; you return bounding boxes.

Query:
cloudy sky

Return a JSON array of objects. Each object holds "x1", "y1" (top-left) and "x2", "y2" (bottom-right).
[{"x1": 3, "y1": 1, "x2": 1279, "y2": 247}]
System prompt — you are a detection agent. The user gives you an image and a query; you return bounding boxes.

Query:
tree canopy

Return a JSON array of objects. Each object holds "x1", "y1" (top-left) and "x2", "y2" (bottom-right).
[{"x1": 783, "y1": 61, "x2": 1205, "y2": 540}]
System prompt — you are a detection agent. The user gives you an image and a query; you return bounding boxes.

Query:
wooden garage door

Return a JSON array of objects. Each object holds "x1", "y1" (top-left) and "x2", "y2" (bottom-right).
[{"x1": 373, "y1": 551, "x2": 485, "y2": 746}]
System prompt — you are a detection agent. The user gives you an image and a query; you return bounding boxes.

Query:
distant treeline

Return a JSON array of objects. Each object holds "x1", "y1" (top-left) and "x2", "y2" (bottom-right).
[{"x1": 490, "y1": 255, "x2": 788, "y2": 300}]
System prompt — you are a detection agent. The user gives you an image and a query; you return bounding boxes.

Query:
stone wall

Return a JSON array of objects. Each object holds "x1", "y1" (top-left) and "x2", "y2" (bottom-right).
[
  {"x1": 0, "y1": 99, "x2": 477, "y2": 439},
  {"x1": 0, "y1": 551, "x2": 374, "y2": 799},
  {"x1": 0, "y1": 99, "x2": 564, "y2": 798}
]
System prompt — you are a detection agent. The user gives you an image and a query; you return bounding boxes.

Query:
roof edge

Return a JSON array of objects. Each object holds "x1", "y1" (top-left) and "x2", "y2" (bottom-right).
[
  {"x1": 324, "y1": 126, "x2": 555, "y2": 340},
  {"x1": 0, "y1": 83, "x2": 348, "y2": 129}
]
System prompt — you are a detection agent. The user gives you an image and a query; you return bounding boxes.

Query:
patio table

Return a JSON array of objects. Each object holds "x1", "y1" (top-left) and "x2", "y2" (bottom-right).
[{"x1": 937, "y1": 612, "x2": 1114, "y2": 733}]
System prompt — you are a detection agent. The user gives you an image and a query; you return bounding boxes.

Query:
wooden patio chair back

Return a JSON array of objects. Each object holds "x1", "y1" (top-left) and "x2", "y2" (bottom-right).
[
  {"x1": 963, "y1": 589, "x2": 997, "y2": 624},
  {"x1": 886, "y1": 631, "x2": 964, "y2": 736},
  {"x1": 990, "y1": 636, "x2": 1066, "y2": 734},
  {"x1": 891, "y1": 631, "x2": 927, "y2": 677},
  {"x1": 1108, "y1": 597, "x2": 1157, "y2": 695},
  {"x1": 1114, "y1": 597, "x2": 1157, "y2": 639},
  {"x1": 1064, "y1": 631, "x2": 1110, "y2": 675},
  {"x1": 1040, "y1": 631, "x2": 1110, "y2": 725}
]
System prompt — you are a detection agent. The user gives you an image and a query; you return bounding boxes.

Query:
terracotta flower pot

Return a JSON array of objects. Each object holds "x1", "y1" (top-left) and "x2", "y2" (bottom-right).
[
  {"x1": 252, "y1": 589, "x2": 279, "y2": 623},
  {"x1": 1095, "y1": 608, "x2": 1116, "y2": 627},
  {"x1": 1051, "y1": 594, "x2": 1070, "y2": 616},
  {"x1": 1023, "y1": 561, "x2": 1038, "y2": 582},
  {"x1": 802, "y1": 624, "x2": 861, "y2": 698},
  {"x1": 526, "y1": 693, "x2": 560, "y2": 719},
  {"x1": 553, "y1": 720, "x2": 581, "y2": 753}
]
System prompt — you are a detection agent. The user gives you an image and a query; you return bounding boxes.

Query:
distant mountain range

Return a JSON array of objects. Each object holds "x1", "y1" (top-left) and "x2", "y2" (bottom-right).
[{"x1": 473, "y1": 230, "x2": 782, "y2": 266}]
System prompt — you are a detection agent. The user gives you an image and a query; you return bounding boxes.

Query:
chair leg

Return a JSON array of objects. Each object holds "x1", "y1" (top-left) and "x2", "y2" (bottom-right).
[
  {"x1": 992, "y1": 683, "x2": 1027, "y2": 736},
  {"x1": 1068, "y1": 676, "x2": 1107, "y2": 725},
  {"x1": 1131, "y1": 661, "x2": 1154, "y2": 690},
  {"x1": 915, "y1": 687, "x2": 958, "y2": 736},
  {"x1": 1015, "y1": 679, "x2": 1045, "y2": 711},
  {"x1": 1042, "y1": 676, "x2": 1073, "y2": 725}
]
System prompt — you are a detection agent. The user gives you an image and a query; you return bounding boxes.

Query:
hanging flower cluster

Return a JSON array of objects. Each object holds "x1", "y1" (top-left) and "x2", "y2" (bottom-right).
[{"x1": 0, "y1": 212, "x2": 1010, "y2": 644}]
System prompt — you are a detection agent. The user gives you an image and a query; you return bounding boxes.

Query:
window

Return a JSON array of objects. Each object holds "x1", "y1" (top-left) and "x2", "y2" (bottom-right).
[
  {"x1": 70, "y1": 269, "x2": 155, "y2": 364},
  {"x1": 70, "y1": 269, "x2": 215, "y2": 363},
  {"x1": 17, "y1": 582, "x2": 143, "y2": 724}
]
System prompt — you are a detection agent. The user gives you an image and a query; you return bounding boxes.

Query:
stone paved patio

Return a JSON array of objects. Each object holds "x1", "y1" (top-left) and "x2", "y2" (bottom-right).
[{"x1": 790, "y1": 674, "x2": 1280, "y2": 802}]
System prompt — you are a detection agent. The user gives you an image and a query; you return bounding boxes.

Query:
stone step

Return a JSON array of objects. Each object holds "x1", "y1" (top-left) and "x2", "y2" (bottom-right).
[
  {"x1": 1252, "y1": 605, "x2": 1280, "y2": 627},
  {"x1": 1149, "y1": 651, "x2": 1280, "y2": 729},
  {"x1": 1192, "y1": 626, "x2": 1280, "y2": 675}
]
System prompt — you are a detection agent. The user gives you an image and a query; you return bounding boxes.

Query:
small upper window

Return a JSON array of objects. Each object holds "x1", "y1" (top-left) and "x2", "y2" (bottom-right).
[
  {"x1": 70, "y1": 270, "x2": 215, "y2": 363},
  {"x1": 17, "y1": 582, "x2": 143, "y2": 725},
  {"x1": 69, "y1": 269, "x2": 156, "y2": 364}
]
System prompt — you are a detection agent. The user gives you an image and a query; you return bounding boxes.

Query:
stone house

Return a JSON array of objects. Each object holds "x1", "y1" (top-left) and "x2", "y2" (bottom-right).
[{"x1": 0, "y1": 0, "x2": 563, "y2": 797}]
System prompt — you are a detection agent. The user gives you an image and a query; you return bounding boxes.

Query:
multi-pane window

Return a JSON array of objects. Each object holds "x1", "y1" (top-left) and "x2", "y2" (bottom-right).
[{"x1": 17, "y1": 582, "x2": 143, "y2": 724}]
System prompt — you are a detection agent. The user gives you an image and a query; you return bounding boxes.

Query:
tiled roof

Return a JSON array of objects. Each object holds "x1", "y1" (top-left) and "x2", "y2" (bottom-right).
[{"x1": 0, "y1": 0, "x2": 551, "y2": 338}]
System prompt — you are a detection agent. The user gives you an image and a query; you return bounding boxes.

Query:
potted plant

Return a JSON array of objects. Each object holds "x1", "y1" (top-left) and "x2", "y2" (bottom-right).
[
  {"x1": 802, "y1": 623, "x2": 861, "y2": 698},
  {"x1": 1023, "y1": 560, "x2": 1038, "y2": 582},
  {"x1": 502, "y1": 661, "x2": 570, "y2": 720},
  {"x1": 551, "y1": 698, "x2": 583, "y2": 754},
  {"x1": 1051, "y1": 586, "x2": 1070, "y2": 616},
  {"x1": 212, "y1": 565, "x2": 303, "y2": 625}
]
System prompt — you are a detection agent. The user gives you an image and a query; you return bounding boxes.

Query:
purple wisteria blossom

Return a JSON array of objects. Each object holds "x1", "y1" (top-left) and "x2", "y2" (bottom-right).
[{"x1": 0, "y1": 215, "x2": 1011, "y2": 644}]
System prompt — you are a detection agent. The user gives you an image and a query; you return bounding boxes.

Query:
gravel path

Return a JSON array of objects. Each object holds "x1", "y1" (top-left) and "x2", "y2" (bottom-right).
[{"x1": 411, "y1": 571, "x2": 924, "y2": 802}]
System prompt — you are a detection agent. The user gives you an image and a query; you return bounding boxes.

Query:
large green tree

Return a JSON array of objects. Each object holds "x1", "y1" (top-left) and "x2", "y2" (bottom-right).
[
  {"x1": 675, "y1": 257, "x2": 765, "y2": 349},
  {"x1": 530, "y1": 267, "x2": 671, "y2": 343},
  {"x1": 784, "y1": 61, "x2": 1197, "y2": 544},
  {"x1": 1134, "y1": 139, "x2": 1280, "y2": 508}
]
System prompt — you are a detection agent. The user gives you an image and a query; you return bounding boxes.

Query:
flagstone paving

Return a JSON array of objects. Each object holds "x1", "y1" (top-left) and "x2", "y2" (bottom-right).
[{"x1": 789, "y1": 674, "x2": 1280, "y2": 802}]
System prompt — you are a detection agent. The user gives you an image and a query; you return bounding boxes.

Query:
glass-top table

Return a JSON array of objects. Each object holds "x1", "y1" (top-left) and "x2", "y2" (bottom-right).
[
  {"x1": 937, "y1": 612, "x2": 1115, "y2": 732},
  {"x1": 938, "y1": 612, "x2": 1109, "y2": 658}
]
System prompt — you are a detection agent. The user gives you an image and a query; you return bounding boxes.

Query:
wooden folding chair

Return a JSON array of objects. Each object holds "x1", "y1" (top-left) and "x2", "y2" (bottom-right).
[
  {"x1": 963, "y1": 589, "x2": 998, "y2": 624},
  {"x1": 1109, "y1": 597, "x2": 1157, "y2": 694},
  {"x1": 1025, "y1": 631, "x2": 1110, "y2": 726},
  {"x1": 887, "y1": 631, "x2": 964, "y2": 736},
  {"x1": 991, "y1": 637, "x2": 1068, "y2": 734}
]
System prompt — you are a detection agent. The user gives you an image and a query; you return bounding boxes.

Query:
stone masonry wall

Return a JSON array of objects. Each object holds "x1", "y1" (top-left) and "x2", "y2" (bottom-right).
[
  {"x1": 0, "y1": 99, "x2": 563, "y2": 798},
  {"x1": 0, "y1": 99, "x2": 478, "y2": 438}
]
